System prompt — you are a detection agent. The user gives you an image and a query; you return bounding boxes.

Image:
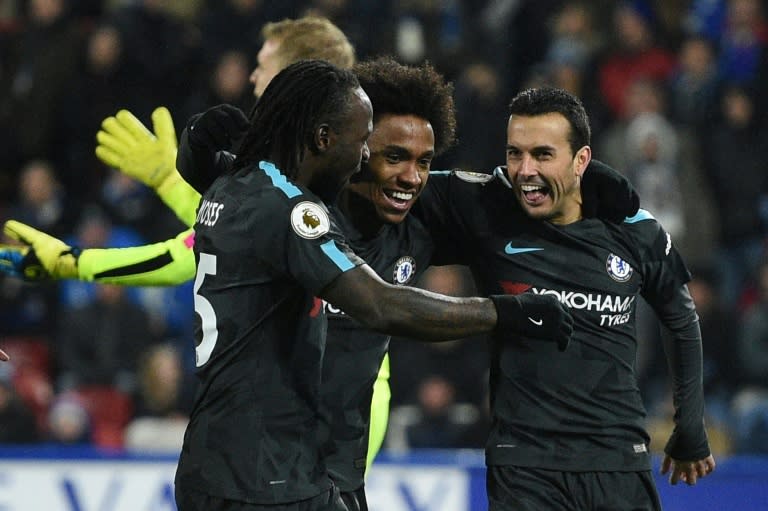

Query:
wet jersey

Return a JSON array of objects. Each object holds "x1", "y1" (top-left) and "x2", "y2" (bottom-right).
[
  {"x1": 175, "y1": 161, "x2": 364, "y2": 504},
  {"x1": 416, "y1": 171, "x2": 692, "y2": 472},
  {"x1": 320, "y1": 206, "x2": 433, "y2": 491}
]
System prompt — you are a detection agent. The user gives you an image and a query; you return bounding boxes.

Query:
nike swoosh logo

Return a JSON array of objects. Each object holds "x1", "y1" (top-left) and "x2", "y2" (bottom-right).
[
  {"x1": 528, "y1": 317, "x2": 543, "y2": 326},
  {"x1": 504, "y1": 244, "x2": 543, "y2": 255}
]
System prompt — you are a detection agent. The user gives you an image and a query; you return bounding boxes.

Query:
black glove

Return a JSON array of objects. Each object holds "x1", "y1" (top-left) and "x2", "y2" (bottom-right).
[
  {"x1": 581, "y1": 159, "x2": 640, "y2": 223},
  {"x1": 177, "y1": 104, "x2": 249, "y2": 193},
  {"x1": 188, "y1": 103, "x2": 249, "y2": 153},
  {"x1": 490, "y1": 293, "x2": 573, "y2": 351}
]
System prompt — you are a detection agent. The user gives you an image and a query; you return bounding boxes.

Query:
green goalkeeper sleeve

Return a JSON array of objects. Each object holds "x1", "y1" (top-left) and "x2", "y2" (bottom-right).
[
  {"x1": 78, "y1": 228, "x2": 196, "y2": 286},
  {"x1": 366, "y1": 352, "x2": 391, "y2": 475}
]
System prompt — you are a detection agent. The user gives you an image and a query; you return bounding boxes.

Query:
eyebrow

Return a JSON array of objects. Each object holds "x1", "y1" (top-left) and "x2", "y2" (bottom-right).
[
  {"x1": 375, "y1": 145, "x2": 435, "y2": 159},
  {"x1": 506, "y1": 144, "x2": 557, "y2": 154}
]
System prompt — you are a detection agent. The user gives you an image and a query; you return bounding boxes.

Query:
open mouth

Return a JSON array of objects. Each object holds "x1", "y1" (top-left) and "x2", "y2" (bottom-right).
[
  {"x1": 519, "y1": 183, "x2": 550, "y2": 205},
  {"x1": 382, "y1": 189, "x2": 415, "y2": 210}
]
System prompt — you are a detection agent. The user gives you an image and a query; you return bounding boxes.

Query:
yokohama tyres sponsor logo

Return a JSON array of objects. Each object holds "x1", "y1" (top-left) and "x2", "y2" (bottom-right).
[{"x1": 530, "y1": 288, "x2": 635, "y2": 313}]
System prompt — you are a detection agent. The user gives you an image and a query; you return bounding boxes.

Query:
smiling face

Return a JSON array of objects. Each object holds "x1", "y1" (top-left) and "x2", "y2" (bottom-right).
[
  {"x1": 505, "y1": 112, "x2": 590, "y2": 225},
  {"x1": 347, "y1": 113, "x2": 435, "y2": 225}
]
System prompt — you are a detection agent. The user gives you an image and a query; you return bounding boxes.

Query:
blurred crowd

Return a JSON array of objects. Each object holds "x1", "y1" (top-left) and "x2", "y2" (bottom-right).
[{"x1": 0, "y1": 0, "x2": 767, "y2": 457}]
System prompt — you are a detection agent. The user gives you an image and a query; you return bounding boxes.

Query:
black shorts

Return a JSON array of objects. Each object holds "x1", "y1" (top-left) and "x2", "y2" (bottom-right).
[
  {"x1": 487, "y1": 465, "x2": 662, "y2": 511},
  {"x1": 175, "y1": 486, "x2": 348, "y2": 511},
  {"x1": 339, "y1": 486, "x2": 368, "y2": 511}
]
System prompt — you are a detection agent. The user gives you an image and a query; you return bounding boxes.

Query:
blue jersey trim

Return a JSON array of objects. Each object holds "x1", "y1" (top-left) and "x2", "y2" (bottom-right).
[
  {"x1": 624, "y1": 209, "x2": 655, "y2": 224},
  {"x1": 260, "y1": 161, "x2": 301, "y2": 198},
  {"x1": 321, "y1": 240, "x2": 355, "y2": 271}
]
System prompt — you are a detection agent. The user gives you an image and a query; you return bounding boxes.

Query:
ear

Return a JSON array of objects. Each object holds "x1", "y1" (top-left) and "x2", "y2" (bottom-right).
[
  {"x1": 574, "y1": 145, "x2": 592, "y2": 179},
  {"x1": 313, "y1": 124, "x2": 332, "y2": 153}
]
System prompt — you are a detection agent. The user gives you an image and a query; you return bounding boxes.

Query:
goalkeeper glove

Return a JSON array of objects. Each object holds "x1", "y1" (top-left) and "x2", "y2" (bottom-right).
[
  {"x1": 490, "y1": 293, "x2": 573, "y2": 351},
  {"x1": 0, "y1": 244, "x2": 47, "y2": 280},
  {"x1": 581, "y1": 159, "x2": 640, "y2": 223},
  {"x1": 95, "y1": 106, "x2": 178, "y2": 190},
  {"x1": 3, "y1": 220, "x2": 80, "y2": 280}
]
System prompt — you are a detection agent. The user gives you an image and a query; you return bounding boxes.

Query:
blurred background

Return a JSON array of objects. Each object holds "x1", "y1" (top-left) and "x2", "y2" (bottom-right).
[{"x1": 0, "y1": 0, "x2": 767, "y2": 467}]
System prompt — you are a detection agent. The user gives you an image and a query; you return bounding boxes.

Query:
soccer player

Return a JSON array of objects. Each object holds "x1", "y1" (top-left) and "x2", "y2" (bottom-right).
[
  {"x1": 414, "y1": 87, "x2": 716, "y2": 510},
  {"x1": 175, "y1": 60, "x2": 572, "y2": 510}
]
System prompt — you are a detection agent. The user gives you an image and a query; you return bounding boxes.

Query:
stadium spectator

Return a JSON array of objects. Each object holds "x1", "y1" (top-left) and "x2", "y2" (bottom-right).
[
  {"x1": 702, "y1": 84, "x2": 768, "y2": 309},
  {"x1": 732, "y1": 257, "x2": 768, "y2": 453},
  {"x1": 56, "y1": 283, "x2": 158, "y2": 393},
  {"x1": 0, "y1": 364, "x2": 39, "y2": 443}
]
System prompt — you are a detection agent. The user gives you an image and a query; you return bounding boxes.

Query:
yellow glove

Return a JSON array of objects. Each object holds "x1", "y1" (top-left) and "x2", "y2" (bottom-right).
[
  {"x1": 3, "y1": 221, "x2": 80, "y2": 279},
  {"x1": 95, "y1": 106, "x2": 178, "y2": 190},
  {"x1": 95, "y1": 106, "x2": 200, "y2": 227}
]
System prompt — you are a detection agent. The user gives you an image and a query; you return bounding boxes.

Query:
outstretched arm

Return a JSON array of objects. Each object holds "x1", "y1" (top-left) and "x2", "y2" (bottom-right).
[
  {"x1": 1, "y1": 220, "x2": 195, "y2": 286},
  {"x1": 95, "y1": 107, "x2": 201, "y2": 227},
  {"x1": 321, "y1": 264, "x2": 573, "y2": 346}
]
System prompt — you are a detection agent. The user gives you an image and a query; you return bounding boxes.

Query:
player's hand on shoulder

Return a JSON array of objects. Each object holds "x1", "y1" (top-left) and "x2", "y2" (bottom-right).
[
  {"x1": 187, "y1": 104, "x2": 249, "y2": 154},
  {"x1": 661, "y1": 454, "x2": 716, "y2": 486},
  {"x1": 490, "y1": 293, "x2": 573, "y2": 351},
  {"x1": 581, "y1": 159, "x2": 640, "y2": 223}
]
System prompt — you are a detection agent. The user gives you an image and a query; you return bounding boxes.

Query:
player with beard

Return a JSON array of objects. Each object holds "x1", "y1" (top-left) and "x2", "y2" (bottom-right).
[{"x1": 413, "y1": 87, "x2": 715, "y2": 510}]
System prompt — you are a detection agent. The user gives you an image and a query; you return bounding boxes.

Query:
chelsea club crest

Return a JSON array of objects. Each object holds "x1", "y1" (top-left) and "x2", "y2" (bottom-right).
[
  {"x1": 606, "y1": 253, "x2": 633, "y2": 282},
  {"x1": 393, "y1": 256, "x2": 416, "y2": 285}
]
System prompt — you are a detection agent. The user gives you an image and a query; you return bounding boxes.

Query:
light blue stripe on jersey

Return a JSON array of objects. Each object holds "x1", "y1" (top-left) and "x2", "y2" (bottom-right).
[
  {"x1": 320, "y1": 240, "x2": 355, "y2": 271},
  {"x1": 260, "y1": 160, "x2": 301, "y2": 198},
  {"x1": 624, "y1": 209, "x2": 655, "y2": 223}
]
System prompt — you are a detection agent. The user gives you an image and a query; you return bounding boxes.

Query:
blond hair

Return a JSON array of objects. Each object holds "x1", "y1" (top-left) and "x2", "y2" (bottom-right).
[{"x1": 261, "y1": 16, "x2": 356, "y2": 70}]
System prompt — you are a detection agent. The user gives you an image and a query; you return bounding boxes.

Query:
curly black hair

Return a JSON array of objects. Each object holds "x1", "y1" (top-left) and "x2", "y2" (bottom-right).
[{"x1": 353, "y1": 56, "x2": 457, "y2": 156}]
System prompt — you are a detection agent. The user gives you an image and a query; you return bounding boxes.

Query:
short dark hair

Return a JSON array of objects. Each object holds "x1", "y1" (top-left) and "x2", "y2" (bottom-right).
[
  {"x1": 235, "y1": 59, "x2": 361, "y2": 179},
  {"x1": 508, "y1": 87, "x2": 591, "y2": 155},
  {"x1": 354, "y1": 57, "x2": 457, "y2": 156}
]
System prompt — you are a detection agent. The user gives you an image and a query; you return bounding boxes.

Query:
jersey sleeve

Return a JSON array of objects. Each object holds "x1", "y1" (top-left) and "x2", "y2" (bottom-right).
[
  {"x1": 243, "y1": 190, "x2": 365, "y2": 295},
  {"x1": 77, "y1": 228, "x2": 196, "y2": 286},
  {"x1": 626, "y1": 211, "x2": 692, "y2": 305},
  {"x1": 628, "y1": 211, "x2": 710, "y2": 460}
]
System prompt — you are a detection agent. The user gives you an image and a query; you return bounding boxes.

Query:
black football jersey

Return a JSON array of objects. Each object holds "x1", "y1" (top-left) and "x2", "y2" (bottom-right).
[
  {"x1": 175, "y1": 161, "x2": 364, "y2": 504},
  {"x1": 416, "y1": 171, "x2": 692, "y2": 471},
  {"x1": 320, "y1": 207, "x2": 434, "y2": 491}
]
